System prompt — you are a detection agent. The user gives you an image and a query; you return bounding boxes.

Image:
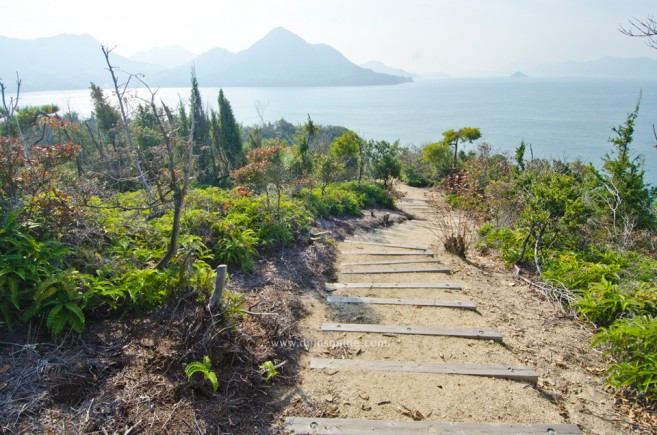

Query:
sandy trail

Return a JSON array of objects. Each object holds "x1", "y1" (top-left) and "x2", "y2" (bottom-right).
[{"x1": 279, "y1": 184, "x2": 624, "y2": 434}]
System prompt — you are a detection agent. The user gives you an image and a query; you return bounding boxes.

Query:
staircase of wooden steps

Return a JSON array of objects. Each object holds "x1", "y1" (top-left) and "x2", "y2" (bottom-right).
[{"x1": 285, "y1": 192, "x2": 582, "y2": 434}]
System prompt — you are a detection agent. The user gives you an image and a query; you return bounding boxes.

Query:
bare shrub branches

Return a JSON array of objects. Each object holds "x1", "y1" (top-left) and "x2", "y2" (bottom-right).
[
  {"x1": 422, "y1": 198, "x2": 476, "y2": 258},
  {"x1": 620, "y1": 16, "x2": 657, "y2": 49}
]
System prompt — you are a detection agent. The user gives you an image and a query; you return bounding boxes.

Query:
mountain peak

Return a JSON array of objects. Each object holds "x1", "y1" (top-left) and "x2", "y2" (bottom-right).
[
  {"x1": 248, "y1": 27, "x2": 307, "y2": 52},
  {"x1": 1, "y1": 30, "x2": 412, "y2": 90},
  {"x1": 264, "y1": 27, "x2": 302, "y2": 39}
]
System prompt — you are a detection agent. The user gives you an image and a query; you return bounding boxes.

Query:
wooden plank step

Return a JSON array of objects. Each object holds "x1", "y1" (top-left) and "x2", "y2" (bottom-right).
[
  {"x1": 400, "y1": 197, "x2": 429, "y2": 202},
  {"x1": 341, "y1": 267, "x2": 450, "y2": 275},
  {"x1": 340, "y1": 259, "x2": 442, "y2": 266},
  {"x1": 327, "y1": 296, "x2": 477, "y2": 310},
  {"x1": 372, "y1": 230, "x2": 408, "y2": 237},
  {"x1": 341, "y1": 251, "x2": 434, "y2": 256},
  {"x1": 321, "y1": 323, "x2": 501, "y2": 341},
  {"x1": 310, "y1": 358, "x2": 537, "y2": 383},
  {"x1": 343, "y1": 241, "x2": 429, "y2": 250},
  {"x1": 399, "y1": 223, "x2": 433, "y2": 230},
  {"x1": 285, "y1": 417, "x2": 583, "y2": 434},
  {"x1": 325, "y1": 283, "x2": 462, "y2": 291}
]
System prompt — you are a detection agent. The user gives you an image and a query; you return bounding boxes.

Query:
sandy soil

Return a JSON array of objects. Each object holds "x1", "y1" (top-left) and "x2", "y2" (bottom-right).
[{"x1": 276, "y1": 184, "x2": 629, "y2": 434}]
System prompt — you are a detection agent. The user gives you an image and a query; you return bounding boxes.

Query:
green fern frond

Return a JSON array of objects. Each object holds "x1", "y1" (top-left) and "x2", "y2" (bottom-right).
[
  {"x1": 64, "y1": 302, "x2": 85, "y2": 326},
  {"x1": 185, "y1": 355, "x2": 219, "y2": 392},
  {"x1": 184, "y1": 361, "x2": 209, "y2": 380},
  {"x1": 46, "y1": 305, "x2": 66, "y2": 335},
  {"x1": 205, "y1": 370, "x2": 219, "y2": 392}
]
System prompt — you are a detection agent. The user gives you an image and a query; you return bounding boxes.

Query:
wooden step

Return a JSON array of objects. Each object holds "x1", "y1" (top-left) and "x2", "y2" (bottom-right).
[
  {"x1": 321, "y1": 323, "x2": 501, "y2": 341},
  {"x1": 310, "y1": 358, "x2": 537, "y2": 383},
  {"x1": 400, "y1": 197, "x2": 429, "y2": 203},
  {"x1": 326, "y1": 296, "x2": 476, "y2": 310},
  {"x1": 401, "y1": 222, "x2": 434, "y2": 228},
  {"x1": 284, "y1": 417, "x2": 583, "y2": 434},
  {"x1": 343, "y1": 241, "x2": 429, "y2": 250},
  {"x1": 371, "y1": 230, "x2": 409, "y2": 237},
  {"x1": 341, "y1": 251, "x2": 434, "y2": 256},
  {"x1": 325, "y1": 283, "x2": 462, "y2": 291},
  {"x1": 341, "y1": 266, "x2": 450, "y2": 275},
  {"x1": 340, "y1": 259, "x2": 442, "y2": 266}
]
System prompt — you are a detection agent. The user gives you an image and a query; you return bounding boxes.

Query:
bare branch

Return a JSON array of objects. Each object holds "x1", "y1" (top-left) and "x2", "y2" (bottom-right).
[
  {"x1": 620, "y1": 16, "x2": 657, "y2": 49},
  {"x1": 0, "y1": 73, "x2": 22, "y2": 137},
  {"x1": 101, "y1": 45, "x2": 153, "y2": 202}
]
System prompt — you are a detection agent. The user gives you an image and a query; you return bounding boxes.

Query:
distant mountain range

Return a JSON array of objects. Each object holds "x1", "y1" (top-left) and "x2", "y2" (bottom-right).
[
  {"x1": 0, "y1": 34, "x2": 163, "y2": 91},
  {"x1": 360, "y1": 61, "x2": 415, "y2": 79},
  {"x1": 0, "y1": 28, "x2": 412, "y2": 91},
  {"x1": 2, "y1": 29, "x2": 657, "y2": 93},
  {"x1": 527, "y1": 56, "x2": 657, "y2": 78},
  {"x1": 130, "y1": 45, "x2": 196, "y2": 69}
]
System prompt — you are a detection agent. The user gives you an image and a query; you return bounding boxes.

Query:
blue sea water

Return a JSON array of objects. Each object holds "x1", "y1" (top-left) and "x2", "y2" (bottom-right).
[{"x1": 20, "y1": 77, "x2": 657, "y2": 184}]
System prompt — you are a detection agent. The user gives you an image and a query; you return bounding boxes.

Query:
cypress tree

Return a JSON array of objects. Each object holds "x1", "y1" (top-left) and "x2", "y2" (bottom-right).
[
  {"x1": 217, "y1": 89, "x2": 243, "y2": 169},
  {"x1": 189, "y1": 69, "x2": 214, "y2": 183}
]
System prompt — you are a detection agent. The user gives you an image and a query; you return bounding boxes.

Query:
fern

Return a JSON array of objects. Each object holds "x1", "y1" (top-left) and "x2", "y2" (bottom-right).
[
  {"x1": 184, "y1": 355, "x2": 218, "y2": 392},
  {"x1": 259, "y1": 360, "x2": 279, "y2": 383},
  {"x1": 593, "y1": 315, "x2": 657, "y2": 399}
]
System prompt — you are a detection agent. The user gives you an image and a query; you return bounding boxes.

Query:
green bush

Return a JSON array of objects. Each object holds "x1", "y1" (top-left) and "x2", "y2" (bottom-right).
[
  {"x1": 593, "y1": 315, "x2": 657, "y2": 399},
  {"x1": 574, "y1": 280, "x2": 656, "y2": 327},
  {"x1": 300, "y1": 181, "x2": 395, "y2": 218},
  {"x1": 478, "y1": 224, "x2": 526, "y2": 264},
  {"x1": 186, "y1": 188, "x2": 312, "y2": 270},
  {"x1": 301, "y1": 186, "x2": 364, "y2": 217},
  {"x1": 338, "y1": 181, "x2": 395, "y2": 209},
  {"x1": 541, "y1": 251, "x2": 622, "y2": 291},
  {"x1": 0, "y1": 212, "x2": 72, "y2": 330}
]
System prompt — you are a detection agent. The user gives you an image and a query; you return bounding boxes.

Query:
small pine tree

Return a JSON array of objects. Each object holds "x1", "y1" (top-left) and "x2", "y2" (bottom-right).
[
  {"x1": 599, "y1": 99, "x2": 656, "y2": 231},
  {"x1": 218, "y1": 89, "x2": 243, "y2": 169}
]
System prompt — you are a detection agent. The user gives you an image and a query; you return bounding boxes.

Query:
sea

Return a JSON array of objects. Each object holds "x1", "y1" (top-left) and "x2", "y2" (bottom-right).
[{"x1": 19, "y1": 77, "x2": 657, "y2": 184}]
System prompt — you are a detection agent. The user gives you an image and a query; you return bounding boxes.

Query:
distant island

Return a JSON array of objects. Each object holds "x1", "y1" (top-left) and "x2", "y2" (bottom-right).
[
  {"x1": 510, "y1": 71, "x2": 529, "y2": 78},
  {"x1": 0, "y1": 28, "x2": 412, "y2": 91}
]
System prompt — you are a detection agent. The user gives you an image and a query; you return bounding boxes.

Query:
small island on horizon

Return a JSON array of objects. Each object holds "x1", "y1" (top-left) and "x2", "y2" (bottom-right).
[{"x1": 510, "y1": 71, "x2": 529, "y2": 78}]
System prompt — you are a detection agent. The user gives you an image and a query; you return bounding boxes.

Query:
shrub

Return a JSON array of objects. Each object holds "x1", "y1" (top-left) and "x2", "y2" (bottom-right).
[
  {"x1": 593, "y1": 316, "x2": 657, "y2": 400},
  {"x1": 301, "y1": 186, "x2": 364, "y2": 217},
  {"x1": 0, "y1": 212, "x2": 71, "y2": 329}
]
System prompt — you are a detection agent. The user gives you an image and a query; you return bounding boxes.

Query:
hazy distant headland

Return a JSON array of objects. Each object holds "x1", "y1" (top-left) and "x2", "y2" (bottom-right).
[
  {"x1": 3, "y1": 26, "x2": 657, "y2": 92},
  {"x1": 0, "y1": 28, "x2": 412, "y2": 91}
]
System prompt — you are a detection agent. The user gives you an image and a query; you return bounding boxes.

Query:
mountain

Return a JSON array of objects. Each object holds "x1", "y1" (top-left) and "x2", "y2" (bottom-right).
[
  {"x1": 361, "y1": 61, "x2": 415, "y2": 79},
  {"x1": 0, "y1": 34, "x2": 165, "y2": 92},
  {"x1": 510, "y1": 71, "x2": 528, "y2": 78},
  {"x1": 160, "y1": 27, "x2": 412, "y2": 87},
  {"x1": 1, "y1": 29, "x2": 411, "y2": 91},
  {"x1": 529, "y1": 56, "x2": 657, "y2": 78},
  {"x1": 130, "y1": 45, "x2": 196, "y2": 68}
]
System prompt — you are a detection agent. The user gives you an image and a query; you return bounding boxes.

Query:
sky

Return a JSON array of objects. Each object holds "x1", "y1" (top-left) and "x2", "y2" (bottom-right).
[{"x1": 3, "y1": 0, "x2": 657, "y2": 75}]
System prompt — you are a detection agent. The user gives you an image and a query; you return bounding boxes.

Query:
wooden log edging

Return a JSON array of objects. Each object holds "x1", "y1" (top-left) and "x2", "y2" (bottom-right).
[
  {"x1": 340, "y1": 259, "x2": 442, "y2": 266},
  {"x1": 321, "y1": 323, "x2": 502, "y2": 342},
  {"x1": 310, "y1": 358, "x2": 537, "y2": 383},
  {"x1": 325, "y1": 282, "x2": 462, "y2": 291},
  {"x1": 284, "y1": 417, "x2": 583, "y2": 434},
  {"x1": 326, "y1": 295, "x2": 476, "y2": 310},
  {"x1": 341, "y1": 266, "x2": 450, "y2": 274},
  {"x1": 343, "y1": 240, "x2": 430, "y2": 251},
  {"x1": 341, "y1": 251, "x2": 434, "y2": 256}
]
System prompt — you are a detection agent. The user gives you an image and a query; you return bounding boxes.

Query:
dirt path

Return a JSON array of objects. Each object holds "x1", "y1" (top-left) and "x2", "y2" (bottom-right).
[{"x1": 277, "y1": 184, "x2": 626, "y2": 434}]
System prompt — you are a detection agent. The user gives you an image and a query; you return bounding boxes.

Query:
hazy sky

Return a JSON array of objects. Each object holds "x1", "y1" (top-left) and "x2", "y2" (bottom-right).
[{"x1": 3, "y1": 0, "x2": 656, "y2": 74}]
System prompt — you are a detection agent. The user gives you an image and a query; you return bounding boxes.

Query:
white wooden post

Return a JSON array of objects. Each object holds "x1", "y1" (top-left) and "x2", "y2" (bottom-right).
[{"x1": 208, "y1": 265, "x2": 227, "y2": 313}]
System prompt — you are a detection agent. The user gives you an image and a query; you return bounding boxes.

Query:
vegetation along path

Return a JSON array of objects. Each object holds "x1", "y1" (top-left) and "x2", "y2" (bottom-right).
[{"x1": 278, "y1": 184, "x2": 626, "y2": 434}]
